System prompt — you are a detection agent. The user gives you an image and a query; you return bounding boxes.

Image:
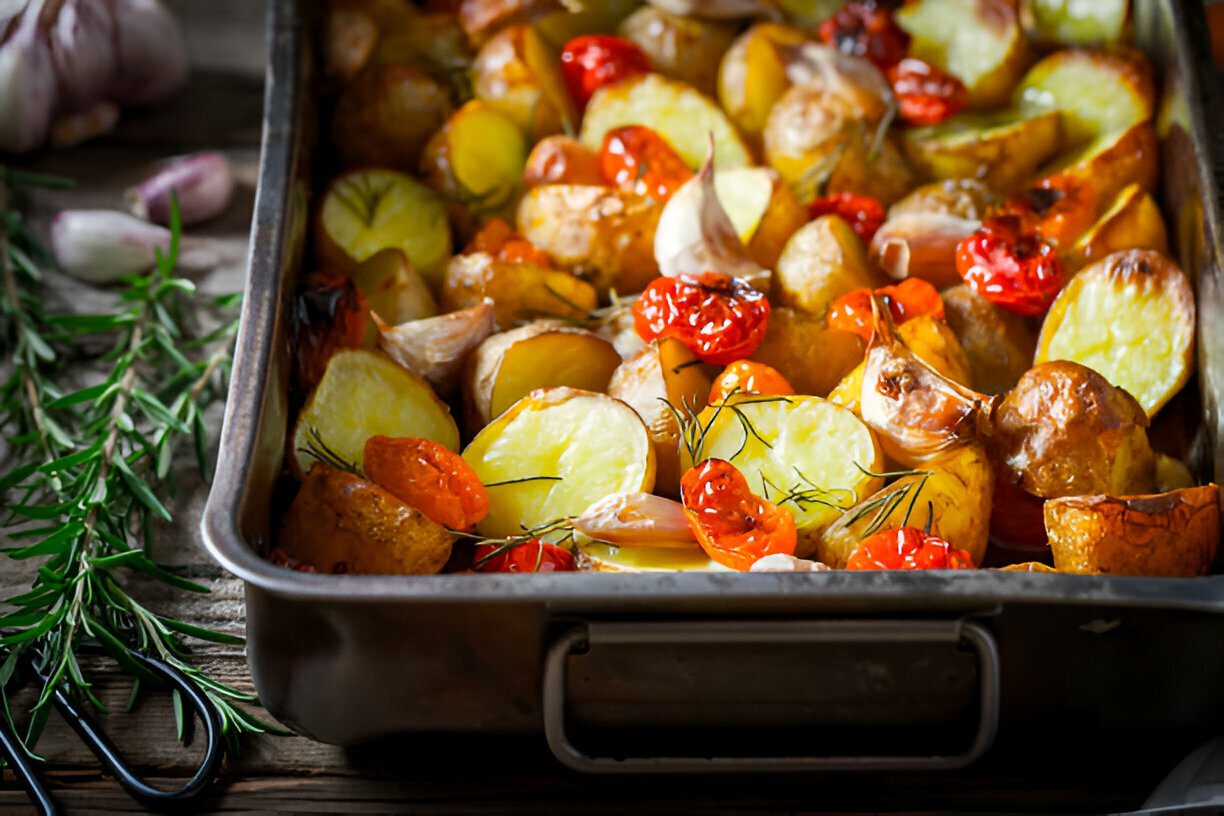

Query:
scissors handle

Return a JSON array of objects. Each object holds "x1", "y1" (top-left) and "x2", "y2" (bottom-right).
[
  {"x1": 49, "y1": 649, "x2": 225, "y2": 808},
  {"x1": 0, "y1": 717, "x2": 59, "y2": 816}
]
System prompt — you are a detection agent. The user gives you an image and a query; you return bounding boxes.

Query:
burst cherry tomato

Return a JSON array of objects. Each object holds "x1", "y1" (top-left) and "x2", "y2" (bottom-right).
[
  {"x1": 633, "y1": 272, "x2": 771, "y2": 365},
  {"x1": 363, "y1": 436, "x2": 490, "y2": 532},
  {"x1": 887, "y1": 57, "x2": 968, "y2": 125},
  {"x1": 708, "y1": 360, "x2": 795, "y2": 404},
  {"x1": 956, "y1": 215, "x2": 1065, "y2": 317},
  {"x1": 560, "y1": 35, "x2": 651, "y2": 111},
  {"x1": 680, "y1": 459, "x2": 797, "y2": 571},
  {"x1": 827, "y1": 277, "x2": 944, "y2": 343},
  {"x1": 999, "y1": 173, "x2": 1096, "y2": 249},
  {"x1": 807, "y1": 192, "x2": 886, "y2": 244},
  {"x1": 818, "y1": 1, "x2": 910, "y2": 70},
  {"x1": 845, "y1": 526, "x2": 974, "y2": 570},
  {"x1": 474, "y1": 539, "x2": 575, "y2": 573},
  {"x1": 599, "y1": 125, "x2": 694, "y2": 202},
  {"x1": 463, "y1": 218, "x2": 553, "y2": 267}
]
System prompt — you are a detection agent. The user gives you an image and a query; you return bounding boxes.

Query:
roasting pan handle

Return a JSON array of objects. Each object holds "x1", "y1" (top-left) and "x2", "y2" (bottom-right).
[{"x1": 543, "y1": 618, "x2": 999, "y2": 774}]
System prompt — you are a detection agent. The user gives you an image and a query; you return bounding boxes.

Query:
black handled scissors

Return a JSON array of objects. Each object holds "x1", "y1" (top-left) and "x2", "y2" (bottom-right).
[{"x1": 0, "y1": 645, "x2": 224, "y2": 815}]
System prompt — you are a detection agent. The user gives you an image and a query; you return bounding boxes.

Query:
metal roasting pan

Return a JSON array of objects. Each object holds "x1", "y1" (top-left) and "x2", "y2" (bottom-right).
[{"x1": 202, "y1": 0, "x2": 1224, "y2": 790}]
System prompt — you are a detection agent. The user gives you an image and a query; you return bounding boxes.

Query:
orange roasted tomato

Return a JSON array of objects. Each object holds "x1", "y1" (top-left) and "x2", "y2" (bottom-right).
[
  {"x1": 633, "y1": 271, "x2": 771, "y2": 365},
  {"x1": 363, "y1": 436, "x2": 490, "y2": 532},
  {"x1": 680, "y1": 458, "x2": 797, "y2": 571},
  {"x1": 827, "y1": 277, "x2": 944, "y2": 343},
  {"x1": 599, "y1": 125, "x2": 693, "y2": 203},
  {"x1": 886, "y1": 57, "x2": 968, "y2": 126},
  {"x1": 464, "y1": 217, "x2": 553, "y2": 267},
  {"x1": 709, "y1": 360, "x2": 794, "y2": 404},
  {"x1": 845, "y1": 526, "x2": 974, "y2": 570}
]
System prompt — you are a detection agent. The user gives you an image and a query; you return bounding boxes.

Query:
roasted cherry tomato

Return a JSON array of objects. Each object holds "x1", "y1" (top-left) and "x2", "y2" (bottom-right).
[
  {"x1": 999, "y1": 173, "x2": 1096, "y2": 249},
  {"x1": 680, "y1": 458, "x2": 797, "y2": 571},
  {"x1": 560, "y1": 34, "x2": 651, "y2": 110},
  {"x1": 845, "y1": 526, "x2": 974, "y2": 570},
  {"x1": 827, "y1": 277, "x2": 944, "y2": 343},
  {"x1": 886, "y1": 57, "x2": 968, "y2": 125},
  {"x1": 463, "y1": 217, "x2": 553, "y2": 267},
  {"x1": 807, "y1": 191, "x2": 886, "y2": 245},
  {"x1": 599, "y1": 125, "x2": 694, "y2": 203},
  {"x1": 363, "y1": 436, "x2": 490, "y2": 532},
  {"x1": 817, "y1": 1, "x2": 910, "y2": 70},
  {"x1": 633, "y1": 272, "x2": 771, "y2": 365},
  {"x1": 709, "y1": 360, "x2": 795, "y2": 404},
  {"x1": 474, "y1": 539, "x2": 576, "y2": 573},
  {"x1": 988, "y1": 473, "x2": 1049, "y2": 552},
  {"x1": 956, "y1": 215, "x2": 1066, "y2": 317},
  {"x1": 293, "y1": 271, "x2": 371, "y2": 393}
]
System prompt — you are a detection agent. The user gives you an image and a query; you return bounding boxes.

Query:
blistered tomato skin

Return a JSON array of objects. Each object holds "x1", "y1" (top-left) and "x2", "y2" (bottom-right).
[
  {"x1": 560, "y1": 35, "x2": 651, "y2": 111},
  {"x1": 474, "y1": 539, "x2": 576, "y2": 572},
  {"x1": 818, "y1": 1, "x2": 910, "y2": 70},
  {"x1": 681, "y1": 459, "x2": 797, "y2": 571},
  {"x1": 887, "y1": 57, "x2": 968, "y2": 126},
  {"x1": 956, "y1": 215, "x2": 1066, "y2": 317},
  {"x1": 1001, "y1": 174, "x2": 1096, "y2": 249},
  {"x1": 808, "y1": 192, "x2": 886, "y2": 245},
  {"x1": 363, "y1": 436, "x2": 491, "y2": 532},
  {"x1": 599, "y1": 125, "x2": 694, "y2": 203},
  {"x1": 709, "y1": 360, "x2": 794, "y2": 404},
  {"x1": 827, "y1": 277, "x2": 945, "y2": 343},
  {"x1": 845, "y1": 526, "x2": 974, "y2": 570},
  {"x1": 633, "y1": 273, "x2": 771, "y2": 366}
]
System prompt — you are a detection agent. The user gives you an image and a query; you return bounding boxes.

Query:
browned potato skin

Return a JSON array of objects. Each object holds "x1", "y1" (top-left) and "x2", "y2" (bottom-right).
[
  {"x1": 472, "y1": 23, "x2": 577, "y2": 142},
  {"x1": 989, "y1": 360, "x2": 1156, "y2": 500},
  {"x1": 1045, "y1": 485, "x2": 1220, "y2": 577},
  {"x1": 771, "y1": 215, "x2": 889, "y2": 317},
  {"x1": 441, "y1": 252, "x2": 598, "y2": 330},
  {"x1": 331, "y1": 63, "x2": 453, "y2": 172},
  {"x1": 1036, "y1": 122, "x2": 1159, "y2": 215},
  {"x1": 459, "y1": 0, "x2": 563, "y2": 45},
  {"x1": 516, "y1": 184, "x2": 662, "y2": 296},
  {"x1": 823, "y1": 134, "x2": 918, "y2": 208},
  {"x1": 749, "y1": 309, "x2": 864, "y2": 398},
  {"x1": 888, "y1": 178, "x2": 996, "y2": 221},
  {"x1": 522, "y1": 136, "x2": 604, "y2": 189},
  {"x1": 940, "y1": 285, "x2": 1037, "y2": 396},
  {"x1": 279, "y1": 463, "x2": 456, "y2": 575},
  {"x1": 618, "y1": 7, "x2": 739, "y2": 98}
]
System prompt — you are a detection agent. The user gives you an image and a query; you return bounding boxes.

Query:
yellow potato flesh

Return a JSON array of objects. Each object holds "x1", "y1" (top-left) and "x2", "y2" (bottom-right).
[
  {"x1": 579, "y1": 72, "x2": 752, "y2": 171},
  {"x1": 1036, "y1": 250, "x2": 1195, "y2": 417},
  {"x1": 1015, "y1": 49, "x2": 1154, "y2": 146},
  {"x1": 682, "y1": 395, "x2": 883, "y2": 536},
  {"x1": 489, "y1": 330, "x2": 623, "y2": 421},
  {"x1": 463, "y1": 388, "x2": 655, "y2": 539},
  {"x1": 576, "y1": 541, "x2": 725, "y2": 572},
  {"x1": 446, "y1": 101, "x2": 528, "y2": 211},
  {"x1": 902, "y1": 110, "x2": 1062, "y2": 194},
  {"x1": 1064, "y1": 184, "x2": 1167, "y2": 274},
  {"x1": 292, "y1": 349, "x2": 460, "y2": 477},
  {"x1": 717, "y1": 22, "x2": 810, "y2": 147}
]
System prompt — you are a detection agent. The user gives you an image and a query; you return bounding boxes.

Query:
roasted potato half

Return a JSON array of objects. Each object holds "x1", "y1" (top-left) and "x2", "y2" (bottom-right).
[
  {"x1": 440, "y1": 251, "x2": 599, "y2": 330},
  {"x1": 1036, "y1": 249, "x2": 1194, "y2": 418},
  {"x1": 901, "y1": 110, "x2": 1062, "y2": 195},
  {"x1": 940, "y1": 284, "x2": 1036, "y2": 396},
  {"x1": 1062, "y1": 183, "x2": 1168, "y2": 274},
  {"x1": 618, "y1": 7, "x2": 739, "y2": 98},
  {"x1": 472, "y1": 23, "x2": 578, "y2": 142},
  {"x1": 1020, "y1": 0, "x2": 1131, "y2": 47},
  {"x1": 772, "y1": 215, "x2": 889, "y2": 317},
  {"x1": 278, "y1": 463, "x2": 455, "y2": 576},
  {"x1": 717, "y1": 21, "x2": 812, "y2": 150},
  {"x1": 749, "y1": 307, "x2": 865, "y2": 399},
  {"x1": 1045, "y1": 485, "x2": 1220, "y2": 577},
  {"x1": 331, "y1": 63, "x2": 454, "y2": 173}
]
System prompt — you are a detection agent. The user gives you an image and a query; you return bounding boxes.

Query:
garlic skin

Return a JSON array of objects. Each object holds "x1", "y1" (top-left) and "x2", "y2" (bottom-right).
[
  {"x1": 49, "y1": 0, "x2": 118, "y2": 112},
  {"x1": 105, "y1": 0, "x2": 189, "y2": 106},
  {"x1": 0, "y1": 1, "x2": 57, "y2": 154},
  {"x1": 570, "y1": 492, "x2": 697, "y2": 548},
  {"x1": 51, "y1": 209, "x2": 222, "y2": 283},
  {"x1": 127, "y1": 151, "x2": 236, "y2": 226},
  {"x1": 869, "y1": 212, "x2": 980, "y2": 290}
]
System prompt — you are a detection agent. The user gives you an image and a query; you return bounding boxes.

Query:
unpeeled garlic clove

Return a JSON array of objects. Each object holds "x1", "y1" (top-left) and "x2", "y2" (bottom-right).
[
  {"x1": 570, "y1": 492, "x2": 697, "y2": 548},
  {"x1": 0, "y1": 1, "x2": 58, "y2": 154},
  {"x1": 127, "y1": 151, "x2": 236, "y2": 226},
  {"x1": 377, "y1": 300, "x2": 496, "y2": 398},
  {"x1": 51, "y1": 209, "x2": 223, "y2": 283},
  {"x1": 869, "y1": 212, "x2": 980, "y2": 290}
]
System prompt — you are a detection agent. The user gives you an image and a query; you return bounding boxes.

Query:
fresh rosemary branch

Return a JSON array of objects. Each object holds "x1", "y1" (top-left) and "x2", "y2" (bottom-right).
[{"x1": 0, "y1": 171, "x2": 286, "y2": 760}]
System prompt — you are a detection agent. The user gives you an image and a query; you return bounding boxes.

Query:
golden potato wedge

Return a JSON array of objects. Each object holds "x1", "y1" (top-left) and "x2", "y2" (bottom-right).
[
  {"x1": 331, "y1": 64, "x2": 454, "y2": 174},
  {"x1": 378, "y1": 300, "x2": 496, "y2": 399},
  {"x1": 351, "y1": 248, "x2": 438, "y2": 326},
  {"x1": 749, "y1": 307, "x2": 865, "y2": 398},
  {"x1": 608, "y1": 338, "x2": 713, "y2": 498},
  {"x1": 1035, "y1": 122, "x2": 1158, "y2": 215},
  {"x1": 291, "y1": 348, "x2": 461, "y2": 479},
  {"x1": 522, "y1": 135, "x2": 604, "y2": 188},
  {"x1": 717, "y1": 22, "x2": 811, "y2": 151},
  {"x1": 515, "y1": 184, "x2": 662, "y2": 296},
  {"x1": 579, "y1": 72, "x2": 753, "y2": 171},
  {"x1": 772, "y1": 215, "x2": 889, "y2": 317},
  {"x1": 472, "y1": 23, "x2": 578, "y2": 142},
  {"x1": 618, "y1": 7, "x2": 738, "y2": 98},
  {"x1": 815, "y1": 441, "x2": 994, "y2": 566},
  {"x1": 465, "y1": 322, "x2": 623, "y2": 429},
  {"x1": 901, "y1": 110, "x2": 1063, "y2": 194},
  {"x1": 1015, "y1": 47, "x2": 1155, "y2": 148},
  {"x1": 896, "y1": 0, "x2": 1030, "y2": 109},
  {"x1": 315, "y1": 168, "x2": 452, "y2": 288},
  {"x1": 1062, "y1": 183, "x2": 1168, "y2": 274},
  {"x1": 1036, "y1": 249, "x2": 1195, "y2": 417},
  {"x1": 822, "y1": 133, "x2": 918, "y2": 209},
  {"x1": 462, "y1": 387, "x2": 655, "y2": 538},
  {"x1": 278, "y1": 462, "x2": 455, "y2": 575},
  {"x1": 888, "y1": 177, "x2": 996, "y2": 221},
  {"x1": 869, "y1": 212, "x2": 979, "y2": 290},
  {"x1": 940, "y1": 284, "x2": 1037, "y2": 396},
  {"x1": 1020, "y1": 0, "x2": 1131, "y2": 47},
  {"x1": 1045, "y1": 485, "x2": 1220, "y2": 577},
  {"x1": 533, "y1": 0, "x2": 642, "y2": 46},
  {"x1": 420, "y1": 100, "x2": 529, "y2": 228},
  {"x1": 680, "y1": 394, "x2": 885, "y2": 552},
  {"x1": 440, "y1": 251, "x2": 598, "y2": 330},
  {"x1": 989, "y1": 360, "x2": 1156, "y2": 499}
]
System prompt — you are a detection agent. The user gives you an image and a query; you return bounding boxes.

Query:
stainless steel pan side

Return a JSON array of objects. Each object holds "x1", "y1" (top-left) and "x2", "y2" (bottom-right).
[{"x1": 202, "y1": 0, "x2": 1224, "y2": 769}]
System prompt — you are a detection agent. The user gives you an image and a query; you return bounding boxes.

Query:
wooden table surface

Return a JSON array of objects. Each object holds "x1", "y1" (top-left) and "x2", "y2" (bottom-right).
[{"x1": 0, "y1": 3, "x2": 1214, "y2": 814}]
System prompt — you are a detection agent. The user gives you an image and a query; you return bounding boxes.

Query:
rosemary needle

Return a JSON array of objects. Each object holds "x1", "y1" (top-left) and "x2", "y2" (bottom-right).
[{"x1": 0, "y1": 169, "x2": 287, "y2": 761}]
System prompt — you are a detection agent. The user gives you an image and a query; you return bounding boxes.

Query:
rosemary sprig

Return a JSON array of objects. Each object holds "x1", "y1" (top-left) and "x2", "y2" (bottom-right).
[
  {"x1": 0, "y1": 172, "x2": 287, "y2": 760},
  {"x1": 451, "y1": 517, "x2": 577, "y2": 569}
]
